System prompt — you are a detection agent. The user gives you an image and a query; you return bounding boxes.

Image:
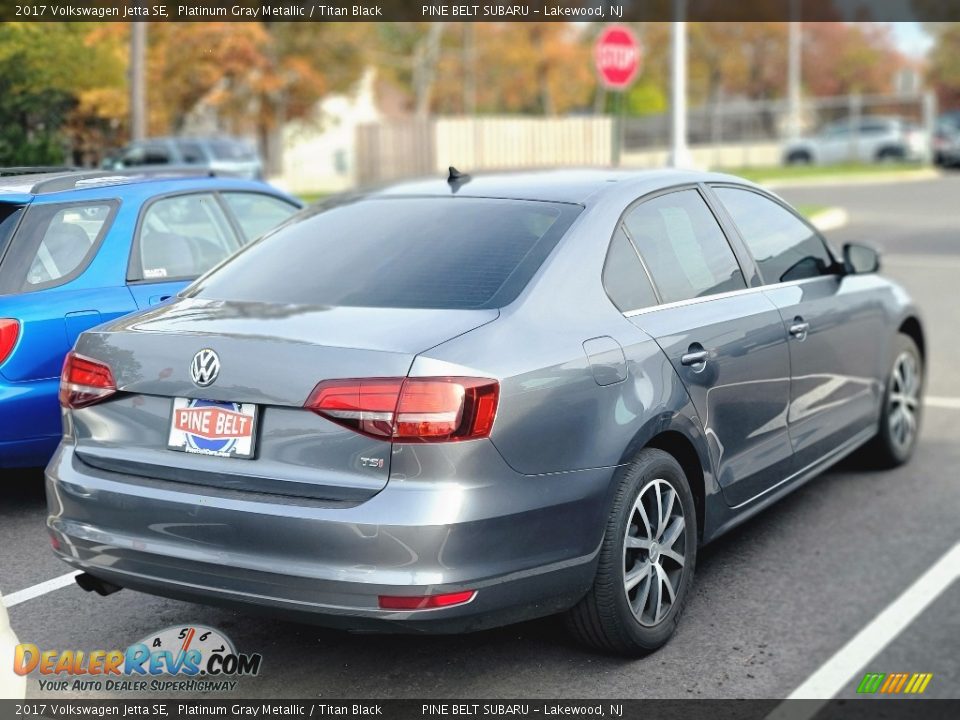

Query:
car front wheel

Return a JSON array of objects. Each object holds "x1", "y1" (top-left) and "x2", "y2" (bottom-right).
[
  {"x1": 567, "y1": 448, "x2": 697, "y2": 656},
  {"x1": 870, "y1": 334, "x2": 923, "y2": 468}
]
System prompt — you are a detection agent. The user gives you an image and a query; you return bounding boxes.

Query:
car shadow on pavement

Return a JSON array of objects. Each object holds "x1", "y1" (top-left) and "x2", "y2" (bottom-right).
[{"x1": 0, "y1": 467, "x2": 46, "y2": 508}]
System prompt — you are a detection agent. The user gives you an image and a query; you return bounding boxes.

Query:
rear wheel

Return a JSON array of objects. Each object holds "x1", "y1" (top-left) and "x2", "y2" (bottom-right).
[
  {"x1": 786, "y1": 150, "x2": 812, "y2": 165},
  {"x1": 566, "y1": 449, "x2": 697, "y2": 656},
  {"x1": 869, "y1": 334, "x2": 923, "y2": 468},
  {"x1": 876, "y1": 147, "x2": 905, "y2": 163}
]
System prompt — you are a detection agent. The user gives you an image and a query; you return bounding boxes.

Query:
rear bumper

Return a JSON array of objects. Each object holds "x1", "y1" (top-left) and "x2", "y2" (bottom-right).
[{"x1": 46, "y1": 444, "x2": 613, "y2": 633}]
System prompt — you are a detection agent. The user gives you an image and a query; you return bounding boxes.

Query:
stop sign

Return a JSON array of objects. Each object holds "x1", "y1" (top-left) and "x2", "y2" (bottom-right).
[{"x1": 594, "y1": 26, "x2": 642, "y2": 90}]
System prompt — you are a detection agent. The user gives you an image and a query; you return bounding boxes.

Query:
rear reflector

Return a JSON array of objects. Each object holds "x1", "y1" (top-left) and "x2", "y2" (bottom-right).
[
  {"x1": 0, "y1": 319, "x2": 19, "y2": 366},
  {"x1": 306, "y1": 377, "x2": 499, "y2": 442},
  {"x1": 59, "y1": 351, "x2": 117, "y2": 409},
  {"x1": 378, "y1": 590, "x2": 477, "y2": 610}
]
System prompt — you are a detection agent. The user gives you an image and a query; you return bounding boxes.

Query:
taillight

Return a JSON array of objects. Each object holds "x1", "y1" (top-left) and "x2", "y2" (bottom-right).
[
  {"x1": 305, "y1": 376, "x2": 499, "y2": 442},
  {"x1": 59, "y1": 351, "x2": 117, "y2": 409},
  {"x1": 378, "y1": 590, "x2": 476, "y2": 610},
  {"x1": 0, "y1": 319, "x2": 19, "y2": 366}
]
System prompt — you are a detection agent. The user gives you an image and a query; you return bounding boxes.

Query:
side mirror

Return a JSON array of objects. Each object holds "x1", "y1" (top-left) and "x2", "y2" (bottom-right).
[{"x1": 843, "y1": 243, "x2": 880, "y2": 275}]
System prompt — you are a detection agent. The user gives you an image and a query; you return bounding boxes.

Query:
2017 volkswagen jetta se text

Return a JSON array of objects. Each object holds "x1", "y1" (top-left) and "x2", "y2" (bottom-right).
[{"x1": 46, "y1": 170, "x2": 924, "y2": 655}]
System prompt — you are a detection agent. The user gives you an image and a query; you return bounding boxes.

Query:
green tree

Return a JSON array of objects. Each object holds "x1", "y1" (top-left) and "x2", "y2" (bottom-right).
[{"x1": 0, "y1": 22, "x2": 121, "y2": 165}]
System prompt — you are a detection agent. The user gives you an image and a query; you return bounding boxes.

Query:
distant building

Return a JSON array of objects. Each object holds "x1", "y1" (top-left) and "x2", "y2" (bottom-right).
[{"x1": 279, "y1": 69, "x2": 381, "y2": 193}]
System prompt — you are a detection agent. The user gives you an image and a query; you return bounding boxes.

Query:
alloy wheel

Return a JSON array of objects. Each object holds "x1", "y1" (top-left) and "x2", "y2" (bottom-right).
[
  {"x1": 889, "y1": 350, "x2": 921, "y2": 453},
  {"x1": 622, "y1": 479, "x2": 687, "y2": 627}
]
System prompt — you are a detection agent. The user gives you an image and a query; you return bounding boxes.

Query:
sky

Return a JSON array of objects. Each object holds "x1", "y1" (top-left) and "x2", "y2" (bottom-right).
[{"x1": 889, "y1": 22, "x2": 934, "y2": 58}]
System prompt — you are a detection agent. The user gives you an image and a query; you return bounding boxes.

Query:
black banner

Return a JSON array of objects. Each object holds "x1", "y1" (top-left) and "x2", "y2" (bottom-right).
[
  {"x1": 2, "y1": 700, "x2": 960, "y2": 720},
  {"x1": 2, "y1": 0, "x2": 960, "y2": 23}
]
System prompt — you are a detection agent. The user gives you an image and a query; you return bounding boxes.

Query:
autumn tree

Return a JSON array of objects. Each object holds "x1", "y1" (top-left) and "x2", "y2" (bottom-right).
[
  {"x1": 0, "y1": 22, "x2": 122, "y2": 165},
  {"x1": 77, "y1": 22, "x2": 368, "y2": 171},
  {"x1": 801, "y1": 23, "x2": 901, "y2": 97},
  {"x1": 371, "y1": 22, "x2": 595, "y2": 116},
  {"x1": 924, "y1": 23, "x2": 960, "y2": 109}
]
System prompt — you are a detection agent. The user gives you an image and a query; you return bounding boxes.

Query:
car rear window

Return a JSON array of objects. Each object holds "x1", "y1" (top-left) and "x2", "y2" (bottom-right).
[{"x1": 191, "y1": 197, "x2": 581, "y2": 309}]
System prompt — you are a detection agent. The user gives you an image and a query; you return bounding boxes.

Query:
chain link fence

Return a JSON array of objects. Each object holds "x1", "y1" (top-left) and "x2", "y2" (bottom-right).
[{"x1": 622, "y1": 92, "x2": 937, "y2": 168}]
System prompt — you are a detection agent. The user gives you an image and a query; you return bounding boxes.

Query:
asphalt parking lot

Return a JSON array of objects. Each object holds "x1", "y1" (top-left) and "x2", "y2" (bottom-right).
[{"x1": 2, "y1": 173, "x2": 959, "y2": 700}]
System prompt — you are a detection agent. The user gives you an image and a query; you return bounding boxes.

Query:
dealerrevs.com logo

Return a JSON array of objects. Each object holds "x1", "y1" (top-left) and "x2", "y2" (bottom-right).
[{"x1": 14, "y1": 625, "x2": 262, "y2": 693}]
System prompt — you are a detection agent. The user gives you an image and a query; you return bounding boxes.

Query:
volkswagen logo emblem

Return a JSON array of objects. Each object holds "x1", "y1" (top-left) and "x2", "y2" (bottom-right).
[{"x1": 190, "y1": 349, "x2": 220, "y2": 387}]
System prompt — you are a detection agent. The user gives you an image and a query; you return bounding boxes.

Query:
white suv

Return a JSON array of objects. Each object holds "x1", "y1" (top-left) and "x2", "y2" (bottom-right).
[{"x1": 783, "y1": 116, "x2": 927, "y2": 165}]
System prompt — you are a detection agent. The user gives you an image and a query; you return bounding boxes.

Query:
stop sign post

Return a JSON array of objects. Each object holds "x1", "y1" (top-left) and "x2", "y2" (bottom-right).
[{"x1": 595, "y1": 26, "x2": 642, "y2": 167}]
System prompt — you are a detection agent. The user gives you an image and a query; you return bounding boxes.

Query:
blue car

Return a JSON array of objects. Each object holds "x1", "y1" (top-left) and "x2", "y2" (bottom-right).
[{"x1": 0, "y1": 169, "x2": 301, "y2": 468}]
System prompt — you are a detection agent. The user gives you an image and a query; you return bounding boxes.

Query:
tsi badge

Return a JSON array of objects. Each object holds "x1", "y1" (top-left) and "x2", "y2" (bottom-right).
[{"x1": 14, "y1": 625, "x2": 262, "y2": 693}]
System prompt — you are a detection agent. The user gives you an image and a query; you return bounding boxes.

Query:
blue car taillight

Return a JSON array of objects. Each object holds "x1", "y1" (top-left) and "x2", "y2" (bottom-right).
[{"x1": 0, "y1": 319, "x2": 18, "y2": 366}]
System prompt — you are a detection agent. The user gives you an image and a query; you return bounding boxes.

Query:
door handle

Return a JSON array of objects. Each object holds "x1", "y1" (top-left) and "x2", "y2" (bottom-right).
[
  {"x1": 789, "y1": 318, "x2": 810, "y2": 341},
  {"x1": 681, "y1": 349, "x2": 709, "y2": 367}
]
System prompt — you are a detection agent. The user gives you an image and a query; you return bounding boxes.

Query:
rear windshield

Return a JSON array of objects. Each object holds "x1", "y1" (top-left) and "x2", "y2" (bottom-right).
[{"x1": 190, "y1": 197, "x2": 581, "y2": 309}]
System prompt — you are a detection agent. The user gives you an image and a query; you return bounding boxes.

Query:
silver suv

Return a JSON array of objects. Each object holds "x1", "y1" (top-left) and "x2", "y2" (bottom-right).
[
  {"x1": 783, "y1": 116, "x2": 927, "y2": 165},
  {"x1": 104, "y1": 136, "x2": 263, "y2": 179}
]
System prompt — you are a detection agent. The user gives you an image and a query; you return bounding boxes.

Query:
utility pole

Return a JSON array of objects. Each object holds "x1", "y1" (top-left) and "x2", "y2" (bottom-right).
[
  {"x1": 787, "y1": 0, "x2": 802, "y2": 140},
  {"x1": 668, "y1": 0, "x2": 693, "y2": 168},
  {"x1": 414, "y1": 23, "x2": 444, "y2": 118},
  {"x1": 463, "y1": 24, "x2": 476, "y2": 115},
  {"x1": 130, "y1": 21, "x2": 147, "y2": 141}
]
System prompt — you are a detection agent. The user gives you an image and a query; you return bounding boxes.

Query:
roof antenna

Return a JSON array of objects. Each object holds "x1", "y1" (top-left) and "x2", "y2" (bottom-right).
[{"x1": 447, "y1": 166, "x2": 471, "y2": 185}]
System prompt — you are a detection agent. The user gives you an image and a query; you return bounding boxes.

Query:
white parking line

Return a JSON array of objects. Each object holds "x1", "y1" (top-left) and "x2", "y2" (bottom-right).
[
  {"x1": 926, "y1": 396, "x2": 960, "y2": 410},
  {"x1": 767, "y1": 541, "x2": 960, "y2": 719},
  {"x1": 2, "y1": 571, "x2": 81, "y2": 609}
]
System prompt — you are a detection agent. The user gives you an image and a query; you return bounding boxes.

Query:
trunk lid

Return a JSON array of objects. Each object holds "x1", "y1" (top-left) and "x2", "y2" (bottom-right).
[{"x1": 71, "y1": 298, "x2": 497, "y2": 501}]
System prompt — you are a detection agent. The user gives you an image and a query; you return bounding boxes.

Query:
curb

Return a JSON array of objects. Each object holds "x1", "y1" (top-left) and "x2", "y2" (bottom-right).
[
  {"x1": 809, "y1": 207, "x2": 849, "y2": 233},
  {"x1": 765, "y1": 168, "x2": 940, "y2": 190}
]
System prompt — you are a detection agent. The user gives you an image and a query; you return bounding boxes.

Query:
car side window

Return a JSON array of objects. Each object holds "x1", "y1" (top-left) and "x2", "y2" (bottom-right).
[
  {"x1": 123, "y1": 142, "x2": 171, "y2": 166},
  {"x1": 602, "y1": 227, "x2": 658, "y2": 313},
  {"x1": 176, "y1": 141, "x2": 206, "y2": 164},
  {"x1": 713, "y1": 187, "x2": 835, "y2": 284},
  {"x1": 221, "y1": 192, "x2": 299, "y2": 243},
  {"x1": 820, "y1": 123, "x2": 849, "y2": 138},
  {"x1": 622, "y1": 189, "x2": 746, "y2": 304},
  {"x1": 134, "y1": 194, "x2": 240, "y2": 281},
  {"x1": 0, "y1": 202, "x2": 115, "y2": 293},
  {"x1": 859, "y1": 120, "x2": 890, "y2": 135}
]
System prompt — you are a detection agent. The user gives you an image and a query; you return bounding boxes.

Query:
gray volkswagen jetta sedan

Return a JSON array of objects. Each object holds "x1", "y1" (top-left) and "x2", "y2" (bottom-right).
[{"x1": 46, "y1": 169, "x2": 924, "y2": 655}]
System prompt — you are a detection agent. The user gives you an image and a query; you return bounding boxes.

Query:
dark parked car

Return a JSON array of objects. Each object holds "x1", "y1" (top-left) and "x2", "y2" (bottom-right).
[
  {"x1": 104, "y1": 136, "x2": 263, "y2": 180},
  {"x1": 934, "y1": 120, "x2": 960, "y2": 167},
  {"x1": 47, "y1": 169, "x2": 924, "y2": 655}
]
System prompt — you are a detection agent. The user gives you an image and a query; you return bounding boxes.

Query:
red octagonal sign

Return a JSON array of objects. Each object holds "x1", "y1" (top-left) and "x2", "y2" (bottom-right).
[{"x1": 595, "y1": 25, "x2": 642, "y2": 90}]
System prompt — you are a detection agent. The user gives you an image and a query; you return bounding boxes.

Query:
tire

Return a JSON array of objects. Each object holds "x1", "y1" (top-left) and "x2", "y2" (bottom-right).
[
  {"x1": 566, "y1": 448, "x2": 697, "y2": 656},
  {"x1": 875, "y1": 147, "x2": 905, "y2": 163},
  {"x1": 867, "y1": 334, "x2": 923, "y2": 468},
  {"x1": 786, "y1": 151, "x2": 812, "y2": 165}
]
